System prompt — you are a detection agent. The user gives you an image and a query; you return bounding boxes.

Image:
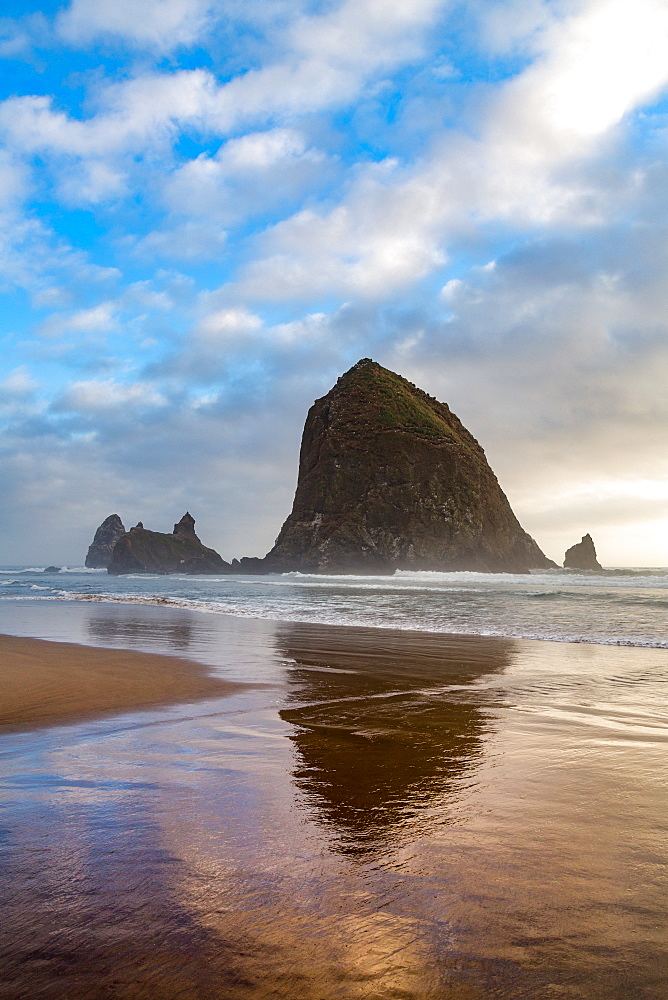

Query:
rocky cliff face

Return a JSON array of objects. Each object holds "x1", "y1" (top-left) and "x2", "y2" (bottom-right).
[
  {"x1": 263, "y1": 359, "x2": 555, "y2": 574},
  {"x1": 563, "y1": 534, "x2": 602, "y2": 570},
  {"x1": 85, "y1": 514, "x2": 126, "y2": 568},
  {"x1": 173, "y1": 511, "x2": 199, "y2": 541},
  {"x1": 107, "y1": 513, "x2": 230, "y2": 575}
]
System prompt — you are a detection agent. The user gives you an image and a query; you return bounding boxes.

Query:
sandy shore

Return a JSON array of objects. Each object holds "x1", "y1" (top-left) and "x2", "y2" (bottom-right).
[
  {"x1": 0, "y1": 632, "x2": 242, "y2": 732},
  {"x1": 0, "y1": 603, "x2": 666, "y2": 999}
]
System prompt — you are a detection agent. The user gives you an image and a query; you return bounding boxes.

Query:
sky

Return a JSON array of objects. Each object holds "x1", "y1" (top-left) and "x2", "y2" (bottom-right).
[{"x1": 1, "y1": 0, "x2": 668, "y2": 568}]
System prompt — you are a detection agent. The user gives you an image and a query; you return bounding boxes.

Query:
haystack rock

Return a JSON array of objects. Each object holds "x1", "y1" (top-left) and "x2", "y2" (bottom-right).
[
  {"x1": 85, "y1": 514, "x2": 126, "y2": 568},
  {"x1": 107, "y1": 513, "x2": 230, "y2": 575},
  {"x1": 563, "y1": 534, "x2": 602, "y2": 571},
  {"x1": 260, "y1": 359, "x2": 556, "y2": 574}
]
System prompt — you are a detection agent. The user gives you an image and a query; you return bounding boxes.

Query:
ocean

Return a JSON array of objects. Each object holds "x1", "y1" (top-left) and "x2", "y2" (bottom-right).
[
  {"x1": 0, "y1": 568, "x2": 667, "y2": 998},
  {"x1": 1, "y1": 563, "x2": 667, "y2": 647}
]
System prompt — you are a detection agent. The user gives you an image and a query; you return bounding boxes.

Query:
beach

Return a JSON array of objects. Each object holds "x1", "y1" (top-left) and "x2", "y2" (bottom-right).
[
  {"x1": 0, "y1": 596, "x2": 666, "y2": 999},
  {"x1": 0, "y1": 632, "x2": 243, "y2": 732}
]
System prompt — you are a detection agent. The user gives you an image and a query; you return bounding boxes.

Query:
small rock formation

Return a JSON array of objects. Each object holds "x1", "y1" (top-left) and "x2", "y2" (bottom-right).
[
  {"x1": 107, "y1": 513, "x2": 230, "y2": 575},
  {"x1": 563, "y1": 534, "x2": 602, "y2": 571},
  {"x1": 173, "y1": 511, "x2": 199, "y2": 541},
  {"x1": 85, "y1": 514, "x2": 126, "y2": 568},
  {"x1": 260, "y1": 358, "x2": 556, "y2": 574},
  {"x1": 43, "y1": 566, "x2": 61, "y2": 573}
]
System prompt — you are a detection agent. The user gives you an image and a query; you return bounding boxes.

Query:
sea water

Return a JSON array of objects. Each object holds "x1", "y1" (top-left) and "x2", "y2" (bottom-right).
[{"x1": 1, "y1": 564, "x2": 667, "y2": 647}]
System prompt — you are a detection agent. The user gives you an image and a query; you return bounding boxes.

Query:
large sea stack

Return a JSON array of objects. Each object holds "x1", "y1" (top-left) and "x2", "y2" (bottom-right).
[
  {"x1": 563, "y1": 534, "x2": 602, "y2": 571},
  {"x1": 262, "y1": 359, "x2": 555, "y2": 574},
  {"x1": 107, "y1": 513, "x2": 230, "y2": 575},
  {"x1": 85, "y1": 514, "x2": 126, "y2": 568}
]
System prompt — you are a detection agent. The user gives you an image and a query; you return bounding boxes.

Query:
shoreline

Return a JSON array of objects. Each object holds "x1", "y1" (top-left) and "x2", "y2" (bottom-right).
[
  {"x1": 1, "y1": 595, "x2": 665, "y2": 735},
  {"x1": 0, "y1": 632, "x2": 245, "y2": 733},
  {"x1": 13, "y1": 590, "x2": 668, "y2": 650}
]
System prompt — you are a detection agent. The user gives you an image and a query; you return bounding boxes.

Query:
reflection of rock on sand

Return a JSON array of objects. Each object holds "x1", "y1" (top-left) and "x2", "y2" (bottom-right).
[
  {"x1": 142, "y1": 623, "x2": 513, "y2": 997},
  {"x1": 277, "y1": 623, "x2": 513, "y2": 857}
]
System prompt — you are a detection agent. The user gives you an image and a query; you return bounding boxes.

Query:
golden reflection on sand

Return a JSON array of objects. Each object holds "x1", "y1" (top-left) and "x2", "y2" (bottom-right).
[
  {"x1": 155, "y1": 628, "x2": 668, "y2": 998},
  {"x1": 2, "y1": 615, "x2": 667, "y2": 999},
  {"x1": 140, "y1": 625, "x2": 512, "y2": 997}
]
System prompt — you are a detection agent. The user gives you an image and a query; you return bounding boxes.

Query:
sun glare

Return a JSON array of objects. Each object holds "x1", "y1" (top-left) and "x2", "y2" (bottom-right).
[{"x1": 541, "y1": 0, "x2": 668, "y2": 136}]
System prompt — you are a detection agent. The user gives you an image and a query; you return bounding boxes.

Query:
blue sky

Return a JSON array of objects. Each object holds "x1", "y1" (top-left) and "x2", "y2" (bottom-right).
[{"x1": 2, "y1": 0, "x2": 668, "y2": 566}]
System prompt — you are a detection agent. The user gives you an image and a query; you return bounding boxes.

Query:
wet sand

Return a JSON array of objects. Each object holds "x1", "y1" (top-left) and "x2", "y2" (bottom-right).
[
  {"x1": 0, "y1": 602, "x2": 667, "y2": 999},
  {"x1": 0, "y1": 632, "x2": 242, "y2": 731}
]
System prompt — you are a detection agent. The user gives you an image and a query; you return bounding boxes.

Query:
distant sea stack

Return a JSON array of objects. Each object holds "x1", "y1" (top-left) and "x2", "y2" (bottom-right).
[
  {"x1": 85, "y1": 514, "x2": 126, "y2": 568},
  {"x1": 262, "y1": 359, "x2": 555, "y2": 574},
  {"x1": 106, "y1": 513, "x2": 230, "y2": 575},
  {"x1": 563, "y1": 534, "x2": 602, "y2": 571}
]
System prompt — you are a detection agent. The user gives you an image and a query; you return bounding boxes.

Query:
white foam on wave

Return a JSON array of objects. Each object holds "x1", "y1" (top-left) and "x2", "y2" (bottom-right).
[
  {"x1": 0, "y1": 565, "x2": 106, "y2": 575},
  {"x1": 0, "y1": 594, "x2": 61, "y2": 601},
  {"x1": 59, "y1": 566, "x2": 107, "y2": 574},
  {"x1": 33, "y1": 588, "x2": 668, "y2": 649},
  {"x1": 259, "y1": 569, "x2": 668, "y2": 594},
  {"x1": 0, "y1": 567, "x2": 48, "y2": 575}
]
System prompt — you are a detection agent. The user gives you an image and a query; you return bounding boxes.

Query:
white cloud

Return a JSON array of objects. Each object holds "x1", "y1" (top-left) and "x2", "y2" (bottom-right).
[
  {"x1": 0, "y1": 12, "x2": 50, "y2": 58},
  {"x1": 158, "y1": 300, "x2": 341, "y2": 386},
  {"x1": 460, "y1": 0, "x2": 668, "y2": 222},
  {"x1": 235, "y1": 159, "x2": 449, "y2": 300},
  {"x1": 39, "y1": 302, "x2": 119, "y2": 338},
  {"x1": 162, "y1": 127, "x2": 330, "y2": 230},
  {"x1": 218, "y1": 127, "x2": 319, "y2": 171},
  {"x1": 57, "y1": 160, "x2": 127, "y2": 204},
  {"x1": 222, "y1": 0, "x2": 668, "y2": 305},
  {"x1": 440, "y1": 278, "x2": 464, "y2": 302},
  {"x1": 0, "y1": 191, "x2": 122, "y2": 303},
  {"x1": 270, "y1": 312, "x2": 330, "y2": 345},
  {"x1": 56, "y1": 378, "x2": 165, "y2": 413},
  {"x1": 292, "y1": 0, "x2": 443, "y2": 68},
  {"x1": 0, "y1": 70, "x2": 216, "y2": 161},
  {"x1": 202, "y1": 0, "x2": 447, "y2": 130},
  {"x1": 0, "y1": 152, "x2": 43, "y2": 292},
  {"x1": 514, "y1": 0, "x2": 668, "y2": 139},
  {"x1": 198, "y1": 306, "x2": 263, "y2": 344},
  {"x1": 0, "y1": 0, "x2": 448, "y2": 203},
  {"x1": 56, "y1": 0, "x2": 214, "y2": 50},
  {"x1": 0, "y1": 150, "x2": 28, "y2": 208},
  {"x1": 0, "y1": 367, "x2": 38, "y2": 401},
  {"x1": 467, "y1": 0, "x2": 560, "y2": 55},
  {"x1": 121, "y1": 282, "x2": 174, "y2": 312},
  {"x1": 136, "y1": 222, "x2": 228, "y2": 261}
]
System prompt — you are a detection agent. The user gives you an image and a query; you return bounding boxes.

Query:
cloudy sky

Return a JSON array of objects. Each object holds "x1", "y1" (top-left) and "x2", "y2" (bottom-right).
[{"x1": 1, "y1": 0, "x2": 668, "y2": 567}]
